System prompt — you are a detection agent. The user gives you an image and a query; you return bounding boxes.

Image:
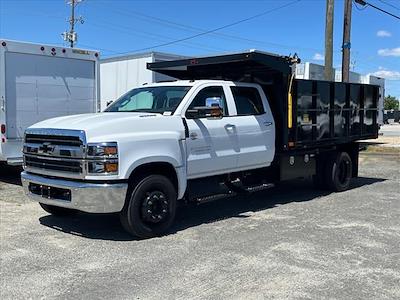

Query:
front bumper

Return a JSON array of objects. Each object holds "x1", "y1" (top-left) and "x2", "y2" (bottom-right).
[{"x1": 21, "y1": 171, "x2": 128, "y2": 213}]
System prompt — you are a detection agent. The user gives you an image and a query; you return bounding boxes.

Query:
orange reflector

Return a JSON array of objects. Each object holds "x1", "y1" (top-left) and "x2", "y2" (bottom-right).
[
  {"x1": 104, "y1": 146, "x2": 117, "y2": 156},
  {"x1": 105, "y1": 162, "x2": 118, "y2": 173},
  {"x1": 288, "y1": 141, "x2": 295, "y2": 148}
]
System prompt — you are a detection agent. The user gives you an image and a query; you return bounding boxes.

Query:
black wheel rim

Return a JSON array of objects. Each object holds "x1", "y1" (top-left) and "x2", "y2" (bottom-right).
[
  {"x1": 141, "y1": 191, "x2": 169, "y2": 224},
  {"x1": 338, "y1": 160, "x2": 350, "y2": 184}
]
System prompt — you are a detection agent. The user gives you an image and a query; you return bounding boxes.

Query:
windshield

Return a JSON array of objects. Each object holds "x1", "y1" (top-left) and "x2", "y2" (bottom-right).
[{"x1": 105, "y1": 86, "x2": 191, "y2": 114}]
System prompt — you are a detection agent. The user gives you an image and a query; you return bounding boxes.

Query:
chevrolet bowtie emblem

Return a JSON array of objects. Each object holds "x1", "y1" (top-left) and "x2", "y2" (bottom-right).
[{"x1": 38, "y1": 142, "x2": 55, "y2": 155}]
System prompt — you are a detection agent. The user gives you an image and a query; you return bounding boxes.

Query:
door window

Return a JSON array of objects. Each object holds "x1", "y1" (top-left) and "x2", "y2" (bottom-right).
[
  {"x1": 187, "y1": 86, "x2": 228, "y2": 117},
  {"x1": 231, "y1": 87, "x2": 265, "y2": 116}
]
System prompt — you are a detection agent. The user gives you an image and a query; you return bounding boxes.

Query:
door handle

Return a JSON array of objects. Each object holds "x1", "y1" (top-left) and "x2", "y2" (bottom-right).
[
  {"x1": 263, "y1": 122, "x2": 273, "y2": 127},
  {"x1": 189, "y1": 132, "x2": 198, "y2": 140},
  {"x1": 224, "y1": 124, "x2": 235, "y2": 132}
]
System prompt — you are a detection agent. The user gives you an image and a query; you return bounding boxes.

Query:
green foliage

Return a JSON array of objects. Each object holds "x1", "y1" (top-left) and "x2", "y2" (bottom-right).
[{"x1": 384, "y1": 95, "x2": 399, "y2": 110}]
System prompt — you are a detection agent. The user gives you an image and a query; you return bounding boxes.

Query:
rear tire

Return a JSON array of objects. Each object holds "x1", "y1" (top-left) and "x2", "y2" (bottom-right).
[
  {"x1": 39, "y1": 203, "x2": 76, "y2": 216},
  {"x1": 325, "y1": 152, "x2": 352, "y2": 192},
  {"x1": 120, "y1": 175, "x2": 177, "y2": 239}
]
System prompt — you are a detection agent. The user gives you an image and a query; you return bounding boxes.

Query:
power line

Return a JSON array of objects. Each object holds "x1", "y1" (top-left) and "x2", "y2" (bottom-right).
[
  {"x1": 85, "y1": 20, "x2": 227, "y2": 53},
  {"x1": 355, "y1": 0, "x2": 400, "y2": 19},
  {"x1": 98, "y1": 4, "x2": 341, "y2": 55},
  {"x1": 110, "y1": 0, "x2": 302, "y2": 55},
  {"x1": 377, "y1": 0, "x2": 400, "y2": 11}
]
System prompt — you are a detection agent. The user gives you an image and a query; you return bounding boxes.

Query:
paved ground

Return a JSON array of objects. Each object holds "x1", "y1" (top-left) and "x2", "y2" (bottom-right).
[
  {"x1": 380, "y1": 123, "x2": 400, "y2": 138},
  {"x1": 0, "y1": 154, "x2": 399, "y2": 300},
  {"x1": 363, "y1": 124, "x2": 400, "y2": 149}
]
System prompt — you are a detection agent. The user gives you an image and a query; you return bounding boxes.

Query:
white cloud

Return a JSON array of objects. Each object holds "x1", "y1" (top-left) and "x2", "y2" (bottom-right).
[
  {"x1": 377, "y1": 30, "x2": 391, "y2": 37},
  {"x1": 370, "y1": 69, "x2": 400, "y2": 80},
  {"x1": 313, "y1": 53, "x2": 324, "y2": 61},
  {"x1": 378, "y1": 47, "x2": 400, "y2": 57}
]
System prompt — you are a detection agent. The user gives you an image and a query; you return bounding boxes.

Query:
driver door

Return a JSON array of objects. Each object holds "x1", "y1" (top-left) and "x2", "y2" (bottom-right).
[{"x1": 185, "y1": 85, "x2": 239, "y2": 178}]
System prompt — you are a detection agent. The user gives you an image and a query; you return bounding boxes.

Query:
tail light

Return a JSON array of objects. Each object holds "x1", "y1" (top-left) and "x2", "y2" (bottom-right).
[{"x1": 1, "y1": 124, "x2": 5, "y2": 134}]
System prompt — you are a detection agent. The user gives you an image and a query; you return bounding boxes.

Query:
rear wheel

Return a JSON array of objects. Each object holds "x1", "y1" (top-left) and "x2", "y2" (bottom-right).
[
  {"x1": 39, "y1": 203, "x2": 76, "y2": 216},
  {"x1": 325, "y1": 152, "x2": 352, "y2": 192},
  {"x1": 120, "y1": 175, "x2": 177, "y2": 239}
]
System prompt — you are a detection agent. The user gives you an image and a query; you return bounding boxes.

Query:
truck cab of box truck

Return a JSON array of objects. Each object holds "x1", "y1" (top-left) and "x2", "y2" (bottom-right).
[{"x1": 0, "y1": 40, "x2": 99, "y2": 165}]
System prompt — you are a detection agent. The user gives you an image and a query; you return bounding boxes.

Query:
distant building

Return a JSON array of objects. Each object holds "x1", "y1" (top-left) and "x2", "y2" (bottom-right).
[
  {"x1": 100, "y1": 52, "x2": 187, "y2": 110},
  {"x1": 295, "y1": 62, "x2": 335, "y2": 81}
]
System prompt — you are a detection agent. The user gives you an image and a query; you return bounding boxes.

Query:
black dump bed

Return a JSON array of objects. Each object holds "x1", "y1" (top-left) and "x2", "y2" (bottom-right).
[{"x1": 148, "y1": 50, "x2": 379, "y2": 153}]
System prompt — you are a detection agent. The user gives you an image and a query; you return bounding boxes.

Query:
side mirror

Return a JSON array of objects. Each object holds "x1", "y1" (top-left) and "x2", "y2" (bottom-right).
[{"x1": 186, "y1": 106, "x2": 223, "y2": 119}]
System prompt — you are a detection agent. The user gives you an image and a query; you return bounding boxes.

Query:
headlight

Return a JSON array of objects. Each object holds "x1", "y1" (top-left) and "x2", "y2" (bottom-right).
[
  {"x1": 86, "y1": 142, "x2": 118, "y2": 175},
  {"x1": 87, "y1": 142, "x2": 118, "y2": 158},
  {"x1": 88, "y1": 160, "x2": 118, "y2": 174}
]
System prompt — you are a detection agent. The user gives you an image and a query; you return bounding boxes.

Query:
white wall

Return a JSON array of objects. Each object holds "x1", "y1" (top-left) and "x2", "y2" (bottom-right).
[
  {"x1": 295, "y1": 62, "x2": 336, "y2": 81},
  {"x1": 100, "y1": 56, "x2": 153, "y2": 110},
  {"x1": 100, "y1": 52, "x2": 188, "y2": 111},
  {"x1": 334, "y1": 70, "x2": 362, "y2": 83}
]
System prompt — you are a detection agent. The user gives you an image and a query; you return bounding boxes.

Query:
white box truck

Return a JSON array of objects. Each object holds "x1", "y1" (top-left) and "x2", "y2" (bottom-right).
[
  {"x1": 100, "y1": 52, "x2": 187, "y2": 111},
  {"x1": 0, "y1": 40, "x2": 100, "y2": 165}
]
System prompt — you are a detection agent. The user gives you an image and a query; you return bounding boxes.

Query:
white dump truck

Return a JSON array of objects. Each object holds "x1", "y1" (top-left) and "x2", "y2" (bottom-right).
[{"x1": 21, "y1": 51, "x2": 379, "y2": 238}]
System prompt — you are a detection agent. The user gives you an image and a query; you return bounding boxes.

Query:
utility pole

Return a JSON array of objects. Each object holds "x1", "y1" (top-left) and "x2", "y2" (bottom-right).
[
  {"x1": 62, "y1": 0, "x2": 84, "y2": 48},
  {"x1": 70, "y1": 0, "x2": 76, "y2": 48},
  {"x1": 341, "y1": 0, "x2": 352, "y2": 82},
  {"x1": 324, "y1": 0, "x2": 334, "y2": 81}
]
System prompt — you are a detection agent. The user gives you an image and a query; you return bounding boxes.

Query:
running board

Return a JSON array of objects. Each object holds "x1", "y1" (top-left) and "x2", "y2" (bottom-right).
[
  {"x1": 195, "y1": 191, "x2": 236, "y2": 204},
  {"x1": 244, "y1": 183, "x2": 275, "y2": 193},
  {"x1": 195, "y1": 183, "x2": 275, "y2": 204}
]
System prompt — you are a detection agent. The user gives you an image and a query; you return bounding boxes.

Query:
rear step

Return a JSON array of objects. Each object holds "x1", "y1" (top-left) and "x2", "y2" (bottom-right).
[{"x1": 195, "y1": 183, "x2": 275, "y2": 204}]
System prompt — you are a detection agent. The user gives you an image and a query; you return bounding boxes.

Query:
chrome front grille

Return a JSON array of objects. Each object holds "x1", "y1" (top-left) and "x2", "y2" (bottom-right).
[
  {"x1": 24, "y1": 155, "x2": 83, "y2": 174},
  {"x1": 23, "y1": 129, "x2": 87, "y2": 178},
  {"x1": 25, "y1": 134, "x2": 83, "y2": 147}
]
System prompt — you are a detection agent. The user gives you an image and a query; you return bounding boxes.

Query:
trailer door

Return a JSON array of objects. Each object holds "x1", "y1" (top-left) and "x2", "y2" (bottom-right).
[{"x1": 5, "y1": 52, "x2": 96, "y2": 139}]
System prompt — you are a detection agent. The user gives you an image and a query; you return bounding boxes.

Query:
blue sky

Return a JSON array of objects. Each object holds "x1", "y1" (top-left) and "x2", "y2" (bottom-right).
[{"x1": 1, "y1": 0, "x2": 399, "y2": 97}]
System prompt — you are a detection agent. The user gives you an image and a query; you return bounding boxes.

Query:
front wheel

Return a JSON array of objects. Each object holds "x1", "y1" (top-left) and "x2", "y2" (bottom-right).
[
  {"x1": 120, "y1": 175, "x2": 177, "y2": 239},
  {"x1": 325, "y1": 152, "x2": 353, "y2": 192}
]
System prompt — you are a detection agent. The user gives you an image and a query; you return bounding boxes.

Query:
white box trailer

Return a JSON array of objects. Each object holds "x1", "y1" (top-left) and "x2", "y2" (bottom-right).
[
  {"x1": 100, "y1": 52, "x2": 187, "y2": 111},
  {"x1": 0, "y1": 40, "x2": 100, "y2": 165}
]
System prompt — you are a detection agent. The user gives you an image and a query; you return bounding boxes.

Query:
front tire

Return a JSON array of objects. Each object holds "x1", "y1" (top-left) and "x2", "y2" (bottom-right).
[
  {"x1": 39, "y1": 203, "x2": 76, "y2": 216},
  {"x1": 325, "y1": 152, "x2": 353, "y2": 192},
  {"x1": 120, "y1": 175, "x2": 177, "y2": 239}
]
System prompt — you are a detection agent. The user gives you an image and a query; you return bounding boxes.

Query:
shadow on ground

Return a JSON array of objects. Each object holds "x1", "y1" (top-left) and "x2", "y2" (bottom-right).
[
  {"x1": 0, "y1": 164, "x2": 22, "y2": 185},
  {"x1": 38, "y1": 176, "x2": 385, "y2": 241}
]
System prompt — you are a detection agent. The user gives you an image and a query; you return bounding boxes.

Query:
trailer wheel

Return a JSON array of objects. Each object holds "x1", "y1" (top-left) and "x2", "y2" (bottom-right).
[
  {"x1": 120, "y1": 175, "x2": 177, "y2": 239},
  {"x1": 39, "y1": 203, "x2": 76, "y2": 216},
  {"x1": 325, "y1": 152, "x2": 352, "y2": 192}
]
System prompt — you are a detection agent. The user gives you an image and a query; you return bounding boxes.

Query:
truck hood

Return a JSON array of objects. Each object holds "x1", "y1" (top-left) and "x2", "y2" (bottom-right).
[{"x1": 29, "y1": 112, "x2": 185, "y2": 142}]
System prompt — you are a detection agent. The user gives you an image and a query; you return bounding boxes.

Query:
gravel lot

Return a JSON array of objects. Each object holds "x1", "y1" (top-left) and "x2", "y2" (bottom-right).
[{"x1": 0, "y1": 154, "x2": 399, "y2": 300}]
